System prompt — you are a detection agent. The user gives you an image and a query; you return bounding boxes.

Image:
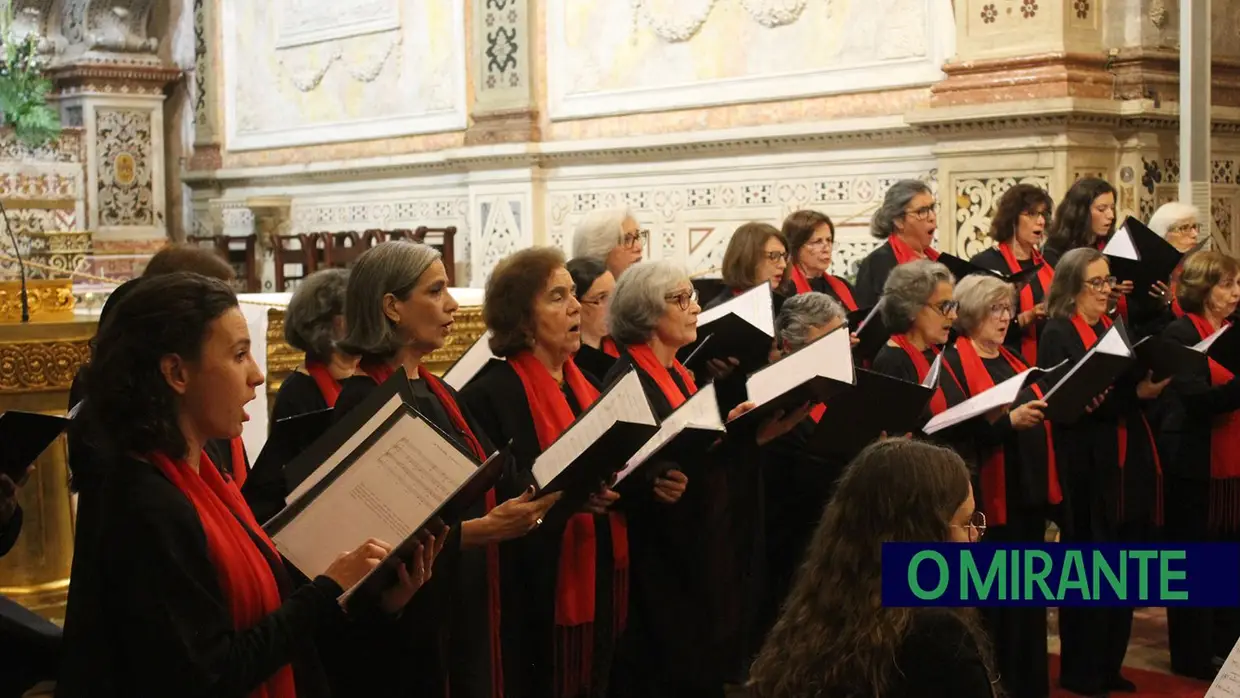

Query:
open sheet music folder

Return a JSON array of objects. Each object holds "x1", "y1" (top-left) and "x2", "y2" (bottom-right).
[
  {"x1": 1200, "y1": 323, "x2": 1240, "y2": 376},
  {"x1": 1103, "y1": 216, "x2": 1186, "y2": 293},
  {"x1": 728, "y1": 325, "x2": 855, "y2": 434},
  {"x1": 0, "y1": 411, "x2": 70, "y2": 480},
  {"x1": 677, "y1": 282, "x2": 775, "y2": 375},
  {"x1": 1206, "y1": 633, "x2": 1240, "y2": 696},
  {"x1": 1040, "y1": 322, "x2": 1136, "y2": 424},
  {"x1": 529, "y1": 370, "x2": 659, "y2": 502},
  {"x1": 442, "y1": 331, "x2": 502, "y2": 391},
  {"x1": 935, "y1": 252, "x2": 1045, "y2": 290},
  {"x1": 808, "y1": 368, "x2": 934, "y2": 459},
  {"x1": 266, "y1": 402, "x2": 508, "y2": 608},
  {"x1": 922, "y1": 364, "x2": 1057, "y2": 436},
  {"x1": 616, "y1": 383, "x2": 725, "y2": 489},
  {"x1": 1133, "y1": 335, "x2": 1209, "y2": 382}
]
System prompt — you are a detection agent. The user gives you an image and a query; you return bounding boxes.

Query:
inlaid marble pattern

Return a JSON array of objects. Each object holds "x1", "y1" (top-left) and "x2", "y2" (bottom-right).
[
  {"x1": 95, "y1": 108, "x2": 155, "y2": 227},
  {"x1": 953, "y1": 175, "x2": 1051, "y2": 259}
]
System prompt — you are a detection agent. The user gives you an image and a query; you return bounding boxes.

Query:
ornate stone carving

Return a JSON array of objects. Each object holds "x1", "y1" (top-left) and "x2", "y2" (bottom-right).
[
  {"x1": 953, "y1": 175, "x2": 1051, "y2": 259},
  {"x1": 1148, "y1": 0, "x2": 1167, "y2": 29},
  {"x1": 0, "y1": 280, "x2": 78, "y2": 325},
  {"x1": 276, "y1": 36, "x2": 402, "y2": 92},
  {"x1": 95, "y1": 108, "x2": 155, "y2": 227},
  {"x1": 740, "y1": 0, "x2": 808, "y2": 28},
  {"x1": 58, "y1": 0, "x2": 160, "y2": 55},
  {"x1": 630, "y1": 0, "x2": 718, "y2": 43},
  {"x1": 0, "y1": 339, "x2": 89, "y2": 392}
]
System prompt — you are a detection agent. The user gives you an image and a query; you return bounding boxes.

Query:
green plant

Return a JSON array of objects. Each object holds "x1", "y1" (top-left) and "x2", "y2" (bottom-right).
[{"x1": 0, "y1": 31, "x2": 60, "y2": 147}]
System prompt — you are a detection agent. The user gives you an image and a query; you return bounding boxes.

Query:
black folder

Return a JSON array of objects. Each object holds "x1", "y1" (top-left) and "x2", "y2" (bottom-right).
[
  {"x1": 0, "y1": 411, "x2": 69, "y2": 480},
  {"x1": 727, "y1": 326, "x2": 855, "y2": 435},
  {"x1": 1103, "y1": 216, "x2": 1186, "y2": 293},
  {"x1": 613, "y1": 384, "x2": 725, "y2": 493},
  {"x1": 849, "y1": 304, "x2": 892, "y2": 364},
  {"x1": 1133, "y1": 336, "x2": 1208, "y2": 381},
  {"x1": 1039, "y1": 324, "x2": 1135, "y2": 424},
  {"x1": 936, "y1": 253, "x2": 1045, "y2": 290},
  {"x1": 677, "y1": 284, "x2": 775, "y2": 375},
  {"x1": 442, "y1": 334, "x2": 503, "y2": 391},
  {"x1": 807, "y1": 369, "x2": 934, "y2": 459},
  {"x1": 1204, "y1": 324, "x2": 1240, "y2": 376}
]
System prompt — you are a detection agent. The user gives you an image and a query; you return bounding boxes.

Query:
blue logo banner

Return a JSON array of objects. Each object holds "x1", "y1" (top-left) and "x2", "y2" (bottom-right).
[{"x1": 881, "y1": 543, "x2": 1240, "y2": 607}]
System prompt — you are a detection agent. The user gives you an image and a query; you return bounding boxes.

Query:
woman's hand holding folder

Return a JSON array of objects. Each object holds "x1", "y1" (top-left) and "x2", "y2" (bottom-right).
[
  {"x1": 1136, "y1": 370, "x2": 1173, "y2": 401},
  {"x1": 727, "y1": 400, "x2": 815, "y2": 447},
  {"x1": 462, "y1": 486, "x2": 564, "y2": 546},
  {"x1": 653, "y1": 470, "x2": 688, "y2": 504}
]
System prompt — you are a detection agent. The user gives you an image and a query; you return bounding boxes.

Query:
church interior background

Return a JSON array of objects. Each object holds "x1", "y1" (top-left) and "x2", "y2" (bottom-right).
[{"x1": 0, "y1": 0, "x2": 1238, "y2": 684}]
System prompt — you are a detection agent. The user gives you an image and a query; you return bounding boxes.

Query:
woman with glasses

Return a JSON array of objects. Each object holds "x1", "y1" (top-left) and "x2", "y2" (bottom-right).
[
  {"x1": 1158, "y1": 250, "x2": 1240, "y2": 681},
  {"x1": 1037, "y1": 247, "x2": 1169, "y2": 696},
  {"x1": 709, "y1": 222, "x2": 790, "y2": 308},
  {"x1": 604, "y1": 260, "x2": 806, "y2": 698},
  {"x1": 572, "y1": 207, "x2": 647, "y2": 280},
  {"x1": 567, "y1": 257, "x2": 620, "y2": 380},
  {"x1": 854, "y1": 179, "x2": 942, "y2": 308},
  {"x1": 749, "y1": 438, "x2": 1000, "y2": 698},
  {"x1": 940, "y1": 274, "x2": 1058, "y2": 698},
  {"x1": 461, "y1": 247, "x2": 626, "y2": 698},
  {"x1": 871, "y1": 260, "x2": 967, "y2": 421},
  {"x1": 971, "y1": 184, "x2": 1058, "y2": 365},
  {"x1": 1147, "y1": 202, "x2": 1205, "y2": 327},
  {"x1": 779, "y1": 211, "x2": 859, "y2": 311}
]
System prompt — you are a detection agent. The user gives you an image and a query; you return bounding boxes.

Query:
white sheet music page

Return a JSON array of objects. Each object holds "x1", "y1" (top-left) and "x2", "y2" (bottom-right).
[
  {"x1": 617, "y1": 384, "x2": 723, "y2": 485},
  {"x1": 285, "y1": 393, "x2": 406, "y2": 505},
  {"x1": 745, "y1": 327, "x2": 854, "y2": 408},
  {"x1": 531, "y1": 370, "x2": 656, "y2": 489},
  {"x1": 443, "y1": 331, "x2": 498, "y2": 390},
  {"x1": 695, "y1": 282, "x2": 775, "y2": 337},
  {"x1": 1206, "y1": 636, "x2": 1240, "y2": 696},
  {"x1": 923, "y1": 367, "x2": 1040, "y2": 435},
  {"x1": 1102, "y1": 224, "x2": 1141, "y2": 261},
  {"x1": 273, "y1": 412, "x2": 480, "y2": 579},
  {"x1": 922, "y1": 352, "x2": 944, "y2": 389},
  {"x1": 1095, "y1": 323, "x2": 1133, "y2": 357},
  {"x1": 1196, "y1": 324, "x2": 1231, "y2": 353}
]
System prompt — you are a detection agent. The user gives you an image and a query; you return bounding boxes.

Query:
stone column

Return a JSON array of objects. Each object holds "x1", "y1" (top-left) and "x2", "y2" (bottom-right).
[{"x1": 1180, "y1": 0, "x2": 1212, "y2": 243}]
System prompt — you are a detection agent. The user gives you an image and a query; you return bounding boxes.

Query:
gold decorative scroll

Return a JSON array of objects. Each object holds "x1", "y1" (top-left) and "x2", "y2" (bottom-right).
[
  {"x1": 0, "y1": 199, "x2": 76, "y2": 211},
  {"x1": 0, "y1": 338, "x2": 91, "y2": 394},
  {"x1": 0, "y1": 279, "x2": 77, "y2": 323}
]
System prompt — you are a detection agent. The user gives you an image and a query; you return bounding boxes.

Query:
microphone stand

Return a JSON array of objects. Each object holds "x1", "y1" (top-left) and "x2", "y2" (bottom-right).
[{"x1": 0, "y1": 199, "x2": 31, "y2": 323}]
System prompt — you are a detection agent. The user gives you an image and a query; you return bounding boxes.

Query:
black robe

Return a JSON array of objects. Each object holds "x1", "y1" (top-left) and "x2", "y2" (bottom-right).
[
  {"x1": 573, "y1": 344, "x2": 617, "y2": 387},
  {"x1": 603, "y1": 353, "x2": 756, "y2": 698},
  {"x1": 272, "y1": 370, "x2": 331, "y2": 421},
  {"x1": 460, "y1": 362, "x2": 618, "y2": 698},
  {"x1": 0, "y1": 506, "x2": 61, "y2": 697},
  {"x1": 970, "y1": 248, "x2": 1051, "y2": 360},
  {"x1": 853, "y1": 241, "x2": 899, "y2": 308},
  {"x1": 243, "y1": 371, "x2": 334, "y2": 523},
  {"x1": 330, "y1": 374, "x2": 517, "y2": 698},
  {"x1": 56, "y1": 454, "x2": 347, "y2": 698},
  {"x1": 870, "y1": 343, "x2": 969, "y2": 429}
]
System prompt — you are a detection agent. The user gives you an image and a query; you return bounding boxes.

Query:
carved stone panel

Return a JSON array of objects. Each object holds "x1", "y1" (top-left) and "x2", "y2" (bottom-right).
[
  {"x1": 473, "y1": 0, "x2": 532, "y2": 112},
  {"x1": 95, "y1": 108, "x2": 155, "y2": 227},
  {"x1": 952, "y1": 174, "x2": 1052, "y2": 259}
]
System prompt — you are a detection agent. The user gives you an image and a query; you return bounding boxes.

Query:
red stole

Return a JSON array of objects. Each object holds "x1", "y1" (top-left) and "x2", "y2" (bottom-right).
[
  {"x1": 626, "y1": 343, "x2": 698, "y2": 407},
  {"x1": 1187, "y1": 314, "x2": 1240, "y2": 531},
  {"x1": 953, "y1": 337, "x2": 1062, "y2": 526},
  {"x1": 1170, "y1": 271, "x2": 1185, "y2": 319},
  {"x1": 149, "y1": 449, "x2": 296, "y2": 698},
  {"x1": 507, "y1": 353, "x2": 629, "y2": 698},
  {"x1": 997, "y1": 242, "x2": 1055, "y2": 365},
  {"x1": 360, "y1": 360, "x2": 504, "y2": 698},
  {"x1": 789, "y1": 264, "x2": 859, "y2": 312},
  {"x1": 229, "y1": 437, "x2": 248, "y2": 488},
  {"x1": 304, "y1": 360, "x2": 342, "y2": 407},
  {"x1": 889, "y1": 234, "x2": 940, "y2": 264},
  {"x1": 891, "y1": 335, "x2": 953, "y2": 415},
  {"x1": 600, "y1": 337, "x2": 620, "y2": 359},
  {"x1": 1069, "y1": 314, "x2": 1163, "y2": 525}
]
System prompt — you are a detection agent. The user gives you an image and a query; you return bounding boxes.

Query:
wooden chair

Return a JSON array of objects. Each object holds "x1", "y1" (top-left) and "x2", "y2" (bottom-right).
[
  {"x1": 187, "y1": 234, "x2": 260, "y2": 292},
  {"x1": 414, "y1": 226, "x2": 458, "y2": 286},
  {"x1": 271, "y1": 233, "x2": 328, "y2": 291}
]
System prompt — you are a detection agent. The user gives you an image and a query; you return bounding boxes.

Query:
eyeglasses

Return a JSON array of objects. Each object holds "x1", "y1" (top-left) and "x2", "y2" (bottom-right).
[
  {"x1": 1084, "y1": 275, "x2": 1117, "y2": 292},
  {"x1": 580, "y1": 293, "x2": 610, "y2": 306},
  {"x1": 764, "y1": 251, "x2": 790, "y2": 263},
  {"x1": 664, "y1": 288, "x2": 699, "y2": 311},
  {"x1": 1021, "y1": 210, "x2": 1049, "y2": 221},
  {"x1": 622, "y1": 229, "x2": 649, "y2": 249},
  {"x1": 925, "y1": 299, "x2": 959, "y2": 316},
  {"x1": 804, "y1": 238, "x2": 834, "y2": 250},
  {"x1": 989, "y1": 304, "x2": 1013, "y2": 318},
  {"x1": 953, "y1": 511, "x2": 987, "y2": 542},
  {"x1": 904, "y1": 204, "x2": 939, "y2": 222},
  {"x1": 1169, "y1": 222, "x2": 1200, "y2": 235}
]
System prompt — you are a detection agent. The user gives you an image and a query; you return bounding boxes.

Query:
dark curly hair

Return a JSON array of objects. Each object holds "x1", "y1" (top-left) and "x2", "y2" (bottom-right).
[
  {"x1": 748, "y1": 438, "x2": 998, "y2": 698},
  {"x1": 484, "y1": 247, "x2": 569, "y2": 357},
  {"x1": 989, "y1": 184, "x2": 1054, "y2": 243},
  {"x1": 84, "y1": 272, "x2": 240, "y2": 460},
  {"x1": 1045, "y1": 177, "x2": 1116, "y2": 255}
]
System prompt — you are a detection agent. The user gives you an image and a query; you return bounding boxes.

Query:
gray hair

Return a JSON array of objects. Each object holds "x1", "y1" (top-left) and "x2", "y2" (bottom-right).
[
  {"x1": 573, "y1": 206, "x2": 634, "y2": 262},
  {"x1": 953, "y1": 274, "x2": 1015, "y2": 336},
  {"x1": 1046, "y1": 247, "x2": 1104, "y2": 320},
  {"x1": 871, "y1": 179, "x2": 933, "y2": 239},
  {"x1": 285, "y1": 268, "x2": 350, "y2": 362},
  {"x1": 775, "y1": 292, "x2": 847, "y2": 352},
  {"x1": 337, "y1": 241, "x2": 442, "y2": 361},
  {"x1": 1147, "y1": 201, "x2": 1201, "y2": 238},
  {"x1": 879, "y1": 259, "x2": 954, "y2": 333},
  {"x1": 608, "y1": 260, "x2": 689, "y2": 346}
]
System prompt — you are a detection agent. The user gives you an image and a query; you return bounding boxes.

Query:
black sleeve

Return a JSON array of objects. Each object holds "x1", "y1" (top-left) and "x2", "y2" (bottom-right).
[
  {"x1": 105, "y1": 495, "x2": 347, "y2": 698},
  {"x1": 1163, "y1": 321, "x2": 1240, "y2": 417},
  {"x1": 332, "y1": 377, "x2": 377, "y2": 423},
  {"x1": 1036, "y1": 320, "x2": 1076, "y2": 370},
  {"x1": 0, "y1": 505, "x2": 22, "y2": 558},
  {"x1": 896, "y1": 611, "x2": 996, "y2": 698},
  {"x1": 271, "y1": 372, "x2": 327, "y2": 422},
  {"x1": 871, "y1": 346, "x2": 918, "y2": 383},
  {"x1": 854, "y1": 246, "x2": 894, "y2": 309}
]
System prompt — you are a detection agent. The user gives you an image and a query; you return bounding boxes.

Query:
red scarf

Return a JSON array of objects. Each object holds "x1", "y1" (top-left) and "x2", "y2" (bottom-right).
[
  {"x1": 891, "y1": 335, "x2": 960, "y2": 415},
  {"x1": 1170, "y1": 272, "x2": 1185, "y2": 319},
  {"x1": 889, "y1": 234, "x2": 940, "y2": 265},
  {"x1": 1187, "y1": 314, "x2": 1240, "y2": 531},
  {"x1": 1070, "y1": 314, "x2": 1162, "y2": 525},
  {"x1": 150, "y1": 449, "x2": 296, "y2": 698},
  {"x1": 998, "y1": 242, "x2": 1055, "y2": 365},
  {"x1": 1096, "y1": 238, "x2": 1130, "y2": 320},
  {"x1": 600, "y1": 337, "x2": 620, "y2": 359},
  {"x1": 229, "y1": 437, "x2": 248, "y2": 488},
  {"x1": 789, "y1": 264, "x2": 859, "y2": 311},
  {"x1": 626, "y1": 343, "x2": 698, "y2": 407},
  {"x1": 360, "y1": 360, "x2": 504, "y2": 698},
  {"x1": 953, "y1": 337, "x2": 1062, "y2": 525},
  {"x1": 508, "y1": 353, "x2": 629, "y2": 698},
  {"x1": 304, "y1": 360, "x2": 341, "y2": 407}
]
